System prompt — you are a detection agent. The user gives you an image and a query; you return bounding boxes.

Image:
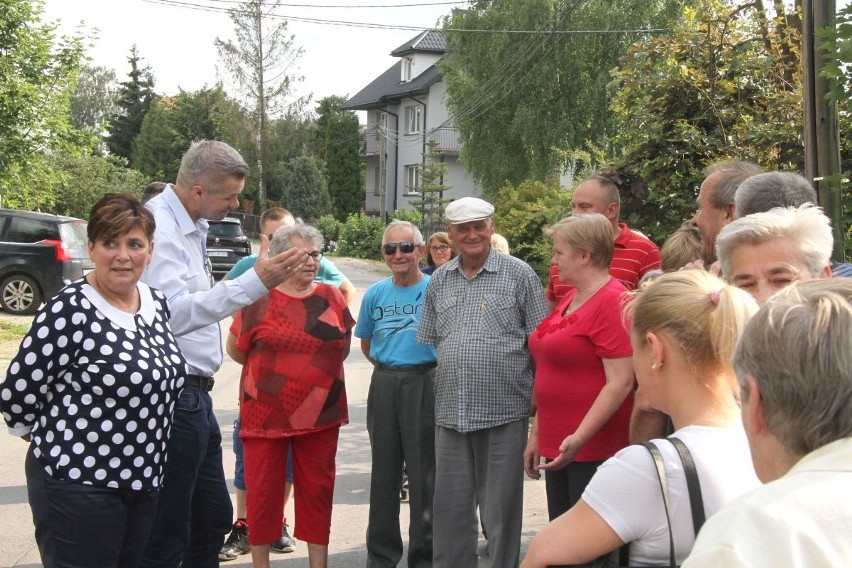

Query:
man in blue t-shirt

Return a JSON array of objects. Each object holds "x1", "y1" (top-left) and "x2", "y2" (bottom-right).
[
  {"x1": 219, "y1": 207, "x2": 355, "y2": 561},
  {"x1": 355, "y1": 220, "x2": 437, "y2": 568}
]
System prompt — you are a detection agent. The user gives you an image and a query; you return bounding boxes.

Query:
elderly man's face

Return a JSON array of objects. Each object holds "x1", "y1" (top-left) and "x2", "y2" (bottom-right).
[
  {"x1": 691, "y1": 172, "x2": 733, "y2": 265},
  {"x1": 382, "y1": 226, "x2": 424, "y2": 279},
  {"x1": 196, "y1": 175, "x2": 244, "y2": 221},
  {"x1": 447, "y1": 219, "x2": 494, "y2": 259},
  {"x1": 726, "y1": 238, "x2": 827, "y2": 304}
]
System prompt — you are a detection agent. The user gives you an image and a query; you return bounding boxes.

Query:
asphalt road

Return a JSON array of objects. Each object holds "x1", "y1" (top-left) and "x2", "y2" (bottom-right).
[{"x1": 0, "y1": 257, "x2": 549, "y2": 567}]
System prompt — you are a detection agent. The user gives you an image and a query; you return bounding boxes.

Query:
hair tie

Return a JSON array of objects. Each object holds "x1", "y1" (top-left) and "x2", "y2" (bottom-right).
[{"x1": 709, "y1": 289, "x2": 722, "y2": 306}]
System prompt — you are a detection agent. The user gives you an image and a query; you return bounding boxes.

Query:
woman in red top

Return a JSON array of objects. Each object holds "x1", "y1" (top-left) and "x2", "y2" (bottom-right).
[
  {"x1": 227, "y1": 221, "x2": 354, "y2": 568},
  {"x1": 524, "y1": 213, "x2": 634, "y2": 520}
]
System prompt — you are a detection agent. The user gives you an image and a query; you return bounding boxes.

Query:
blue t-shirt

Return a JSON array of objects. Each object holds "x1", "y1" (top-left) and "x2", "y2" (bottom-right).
[
  {"x1": 227, "y1": 253, "x2": 346, "y2": 287},
  {"x1": 354, "y1": 276, "x2": 436, "y2": 367}
]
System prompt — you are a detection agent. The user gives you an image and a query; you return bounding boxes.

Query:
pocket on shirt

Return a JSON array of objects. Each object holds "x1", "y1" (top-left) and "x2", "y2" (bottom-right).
[
  {"x1": 435, "y1": 296, "x2": 458, "y2": 331},
  {"x1": 482, "y1": 294, "x2": 515, "y2": 334}
]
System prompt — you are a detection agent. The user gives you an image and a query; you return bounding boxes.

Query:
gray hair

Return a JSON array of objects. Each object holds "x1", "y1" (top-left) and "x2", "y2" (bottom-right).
[
  {"x1": 704, "y1": 160, "x2": 764, "y2": 209},
  {"x1": 717, "y1": 205, "x2": 833, "y2": 279},
  {"x1": 270, "y1": 219, "x2": 324, "y2": 256},
  {"x1": 735, "y1": 279, "x2": 852, "y2": 456},
  {"x1": 383, "y1": 220, "x2": 424, "y2": 245},
  {"x1": 734, "y1": 172, "x2": 817, "y2": 218},
  {"x1": 175, "y1": 140, "x2": 250, "y2": 189}
]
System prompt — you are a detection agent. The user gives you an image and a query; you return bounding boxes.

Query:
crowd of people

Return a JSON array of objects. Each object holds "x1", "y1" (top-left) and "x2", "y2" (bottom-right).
[{"x1": 1, "y1": 141, "x2": 850, "y2": 568}]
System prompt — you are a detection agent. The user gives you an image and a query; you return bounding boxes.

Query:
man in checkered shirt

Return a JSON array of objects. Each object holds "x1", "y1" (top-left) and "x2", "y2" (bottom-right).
[{"x1": 417, "y1": 197, "x2": 548, "y2": 568}]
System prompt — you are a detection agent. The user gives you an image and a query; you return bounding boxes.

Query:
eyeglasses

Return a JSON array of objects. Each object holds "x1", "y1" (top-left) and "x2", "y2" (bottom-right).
[
  {"x1": 306, "y1": 251, "x2": 323, "y2": 261},
  {"x1": 429, "y1": 245, "x2": 450, "y2": 253},
  {"x1": 383, "y1": 242, "x2": 416, "y2": 255}
]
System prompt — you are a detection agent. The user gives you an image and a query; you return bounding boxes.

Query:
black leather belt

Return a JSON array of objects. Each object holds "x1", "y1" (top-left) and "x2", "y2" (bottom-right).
[
  {"x1": 376, "y1": 363, "x2": 437, "y2": 374},
  {"x1": 185, "y1": 374, "x2": 215, "y2": 391}
]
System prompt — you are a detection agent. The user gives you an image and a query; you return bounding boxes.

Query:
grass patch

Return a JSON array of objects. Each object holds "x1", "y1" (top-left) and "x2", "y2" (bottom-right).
[{"x1": 0, "y1": 319, "x2": 28, "y2": 342}]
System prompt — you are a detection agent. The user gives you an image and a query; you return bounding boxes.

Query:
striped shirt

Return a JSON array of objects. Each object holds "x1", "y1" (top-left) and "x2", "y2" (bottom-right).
[
  {"x1": 417, "y1": 248, "x2": 548, "y2": 433},
  {"x1": 546, "y1": 223, "x2": 660, "y2": 303}
]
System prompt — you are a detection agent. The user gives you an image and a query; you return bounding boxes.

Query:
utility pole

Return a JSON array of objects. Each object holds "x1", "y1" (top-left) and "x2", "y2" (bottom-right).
[
  {"x1": 254, "y1": 1, "x2": 267, "y2": 212},
  {"x1": 378, "y1": 115, "x2": 387, "y2": 223},
  {"x1": 802, "y1": 0, "x2": 843, "y2": 261}
]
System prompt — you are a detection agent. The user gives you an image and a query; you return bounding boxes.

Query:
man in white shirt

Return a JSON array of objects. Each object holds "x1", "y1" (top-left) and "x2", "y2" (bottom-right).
[{"x1": 140, "y1": 140, "x2": 306, "y2": 568}]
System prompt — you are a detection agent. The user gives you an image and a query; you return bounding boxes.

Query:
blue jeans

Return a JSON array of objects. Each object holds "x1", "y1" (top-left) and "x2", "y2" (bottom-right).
[
  {"x1": 141, "y1": 387, "x2": 233, "y2": 568},
  {"x1": 26, "y1": 446, "x2": 159, "y2": 568}
]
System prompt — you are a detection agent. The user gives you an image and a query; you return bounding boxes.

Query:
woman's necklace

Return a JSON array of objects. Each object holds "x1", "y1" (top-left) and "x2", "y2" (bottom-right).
[{"x1": 564, "y1": 275, "x2": 610, "y2": 316}]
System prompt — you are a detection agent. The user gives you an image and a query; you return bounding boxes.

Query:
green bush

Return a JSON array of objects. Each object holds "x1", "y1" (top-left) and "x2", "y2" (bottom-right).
[
  {"x1": 316, "y1": 214, "x2": 342, "y2": 252},
  {"x1": 337, "y1": 212, "x2": 384, "y2": 259},
  {"x1": 389, "y1": 208, "x2": 422, "y2": 226},
  {"x1": 493, "y1": 178, "x2": 572, "y2": 282}
]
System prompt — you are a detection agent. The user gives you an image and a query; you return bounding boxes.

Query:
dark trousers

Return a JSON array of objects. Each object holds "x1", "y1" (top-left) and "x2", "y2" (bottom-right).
[
  {"x1": 433, "y1": 421, "x2": 527, "y2": 568},
  {"x1": 544, "y1": 460, "x2": 603, "y2": 521},
  {"x1": 366, "y1": 365, "x2": 436, "y2": 568},
  {"x1": 26, "y1": 446, "x2": 159, "y2": 568},
  {"x1": 141, "y1": 386, "x2": 233, "y2": 568}
]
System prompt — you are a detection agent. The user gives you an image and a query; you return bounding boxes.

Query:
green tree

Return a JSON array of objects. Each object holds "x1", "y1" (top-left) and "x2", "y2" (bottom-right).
[
  {"x1": 131, "y1": 86, "x2": 257, "y2": 186},
  {"x1": 107, "y1": 45, "x2": 156, "y2": 160},
  {"x1": 0, "y1": 0, "x2": 91, "y2": 202},
  {"x1": 70, "y1": 64, "x2": 118, "y2": 153},
  {"x1": 439, "y1": 0, "x2": 686, "y2": 197},
  {"x1": 314, "y1": 95, "x2": 347, "y2": 159},
  {"x1": 819, "y1": 4, "x2": 852, "y2": 256},
  {"x1": 131, "y1": 97, "x2": 182, "y2": 181},
  {"x1": 409, "y1": 140, "x2": 452, "y2": 237},
  {"x1": 607, "y1": 1, "x2": 804, "y2": 243},
  {"x1": 493, "y1": 178, "x2": 571, "y2": 280},
  {"x1": 323, "y1": 105, "x2": 362, "y2": 220},
  {"x1": 277, "y1": 156, "x2": 332, "y2": 221},
  {"x1": 216, "y1": 0, "x2": 308, "y2": 211},
  {"x1": 52, "y1": 153, "x2": 148, "y2": 219}
]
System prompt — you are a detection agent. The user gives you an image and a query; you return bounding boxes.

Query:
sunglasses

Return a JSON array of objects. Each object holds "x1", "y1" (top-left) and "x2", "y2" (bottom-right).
[{"x1": 383, "y1": 241, "x2": 416, "y2": 255}]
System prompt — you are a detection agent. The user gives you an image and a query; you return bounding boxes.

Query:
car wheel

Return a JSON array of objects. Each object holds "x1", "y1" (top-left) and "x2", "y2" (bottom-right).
[{"x1": 0, "y1": 274, "x2": 43, "y2": 315}]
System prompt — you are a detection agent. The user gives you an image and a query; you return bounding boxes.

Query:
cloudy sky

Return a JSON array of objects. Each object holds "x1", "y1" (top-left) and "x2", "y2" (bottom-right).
[{"x1": 42, "y1": 0, "x2": 459, "y2": 113}]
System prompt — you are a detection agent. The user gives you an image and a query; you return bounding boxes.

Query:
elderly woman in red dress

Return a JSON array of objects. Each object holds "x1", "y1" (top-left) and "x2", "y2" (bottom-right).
[
  {"x1": 524, "y1": 213, "x2": 635, "y2": 521},
  {"x1": 226, "y1": 220, "x2": 354, "y2": 568}
]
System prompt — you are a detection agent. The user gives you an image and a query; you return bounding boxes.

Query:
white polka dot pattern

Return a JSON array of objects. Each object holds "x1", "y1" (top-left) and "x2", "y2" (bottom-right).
[{"x1": 0, "y1": 281, "x2": 186, "y2": 491}]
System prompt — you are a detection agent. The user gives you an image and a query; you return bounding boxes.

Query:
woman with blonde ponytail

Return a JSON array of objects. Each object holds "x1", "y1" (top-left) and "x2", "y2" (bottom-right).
[{"x1": 522, "y1": 271, "x2": 763, "y2": 567}]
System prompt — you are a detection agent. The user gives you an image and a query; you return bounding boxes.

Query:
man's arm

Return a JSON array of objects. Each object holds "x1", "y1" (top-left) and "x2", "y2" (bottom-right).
[
  {"x1": 145, "y1": 233, "x2": 305, "y2": 336},
  {"x1": 339, "y1": 277, "x2": 356, "y2": 305}
]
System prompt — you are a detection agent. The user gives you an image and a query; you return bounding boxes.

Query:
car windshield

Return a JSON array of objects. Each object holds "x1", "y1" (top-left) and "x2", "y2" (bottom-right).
[{"x1": 208, "y1": 222, "x2": 243, "y2": 238}]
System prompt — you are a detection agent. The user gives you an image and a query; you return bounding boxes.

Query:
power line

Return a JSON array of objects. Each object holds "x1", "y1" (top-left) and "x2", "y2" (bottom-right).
[
  {"x1": 187, "y1": 0, "x2": 466, "y2": 7},
  {"x1": 141, "y1": 0, "x2": 671, "y2": 35}
]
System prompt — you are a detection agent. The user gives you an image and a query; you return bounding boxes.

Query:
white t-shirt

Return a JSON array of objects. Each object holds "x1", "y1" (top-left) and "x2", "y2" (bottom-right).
[{"x1": 583, "y1": 425, "x2": 761, "y2": 566}]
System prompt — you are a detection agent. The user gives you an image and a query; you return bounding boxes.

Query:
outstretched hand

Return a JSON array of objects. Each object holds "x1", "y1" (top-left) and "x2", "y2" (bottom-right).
[
  {"x1": 253, "y1": 234, "x2": 307, "y2": 289},
  {"x1": 538, "y1": 433, "x2": 585, "y2": 472}
]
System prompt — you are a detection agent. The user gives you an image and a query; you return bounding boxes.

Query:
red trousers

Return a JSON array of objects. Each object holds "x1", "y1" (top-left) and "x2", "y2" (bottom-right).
[{"x1": 243, "y1": 426, "x2": 339, "y2": 545}]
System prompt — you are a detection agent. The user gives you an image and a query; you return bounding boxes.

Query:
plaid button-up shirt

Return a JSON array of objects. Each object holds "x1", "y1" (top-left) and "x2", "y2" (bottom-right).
[{"x1": 417, "y1": 248, "x2": 548, "y2": 433}]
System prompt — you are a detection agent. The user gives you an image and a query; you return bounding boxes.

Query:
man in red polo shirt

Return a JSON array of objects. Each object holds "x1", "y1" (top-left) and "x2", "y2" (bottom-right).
[{"x1": 546, "y1": 176, "x2": 660, "y2": 311}]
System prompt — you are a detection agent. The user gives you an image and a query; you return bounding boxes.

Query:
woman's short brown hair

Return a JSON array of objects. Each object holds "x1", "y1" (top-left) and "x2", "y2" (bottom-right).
[{"x1": 88, "y1": 193, "x2": 156, "y2": 244}]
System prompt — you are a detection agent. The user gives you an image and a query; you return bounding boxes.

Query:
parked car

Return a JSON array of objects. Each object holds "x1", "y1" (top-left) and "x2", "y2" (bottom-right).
[
  {"x1": 207, "y1": 217, "x2": 252, "y2": 278},
  {"x1": 0, "y1": 209, "x2": 93, "y2": 315}
]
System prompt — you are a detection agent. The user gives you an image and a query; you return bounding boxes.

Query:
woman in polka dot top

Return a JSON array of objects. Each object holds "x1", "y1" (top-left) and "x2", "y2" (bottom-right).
[{"x1": 0, "y1": 193, "x2": 186, "y2": 568}]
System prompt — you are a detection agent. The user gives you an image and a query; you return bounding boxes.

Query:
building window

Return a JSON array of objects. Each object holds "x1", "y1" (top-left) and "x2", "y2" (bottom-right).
[
  {"x1": 402, "y1": 57, "x2": 413, "y2": 82},
  {"x1": 405, "y1": 105, "x2": 421, "y2": 134},
  {"x1": 405, "y1": 165, "x2": 421, "y2": 193},
  {"x1": 373, "y1": 166, "x2": 380, "y2": 196}
]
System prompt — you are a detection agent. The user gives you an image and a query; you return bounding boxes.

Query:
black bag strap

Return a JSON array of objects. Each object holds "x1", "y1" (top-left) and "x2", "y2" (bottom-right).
[
  {"x1": 668, "y1": 437, "x2": 706, "y2": 535},
  {"x1": 638, "y1": 441, "x2": 677, "y2": 568}
]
